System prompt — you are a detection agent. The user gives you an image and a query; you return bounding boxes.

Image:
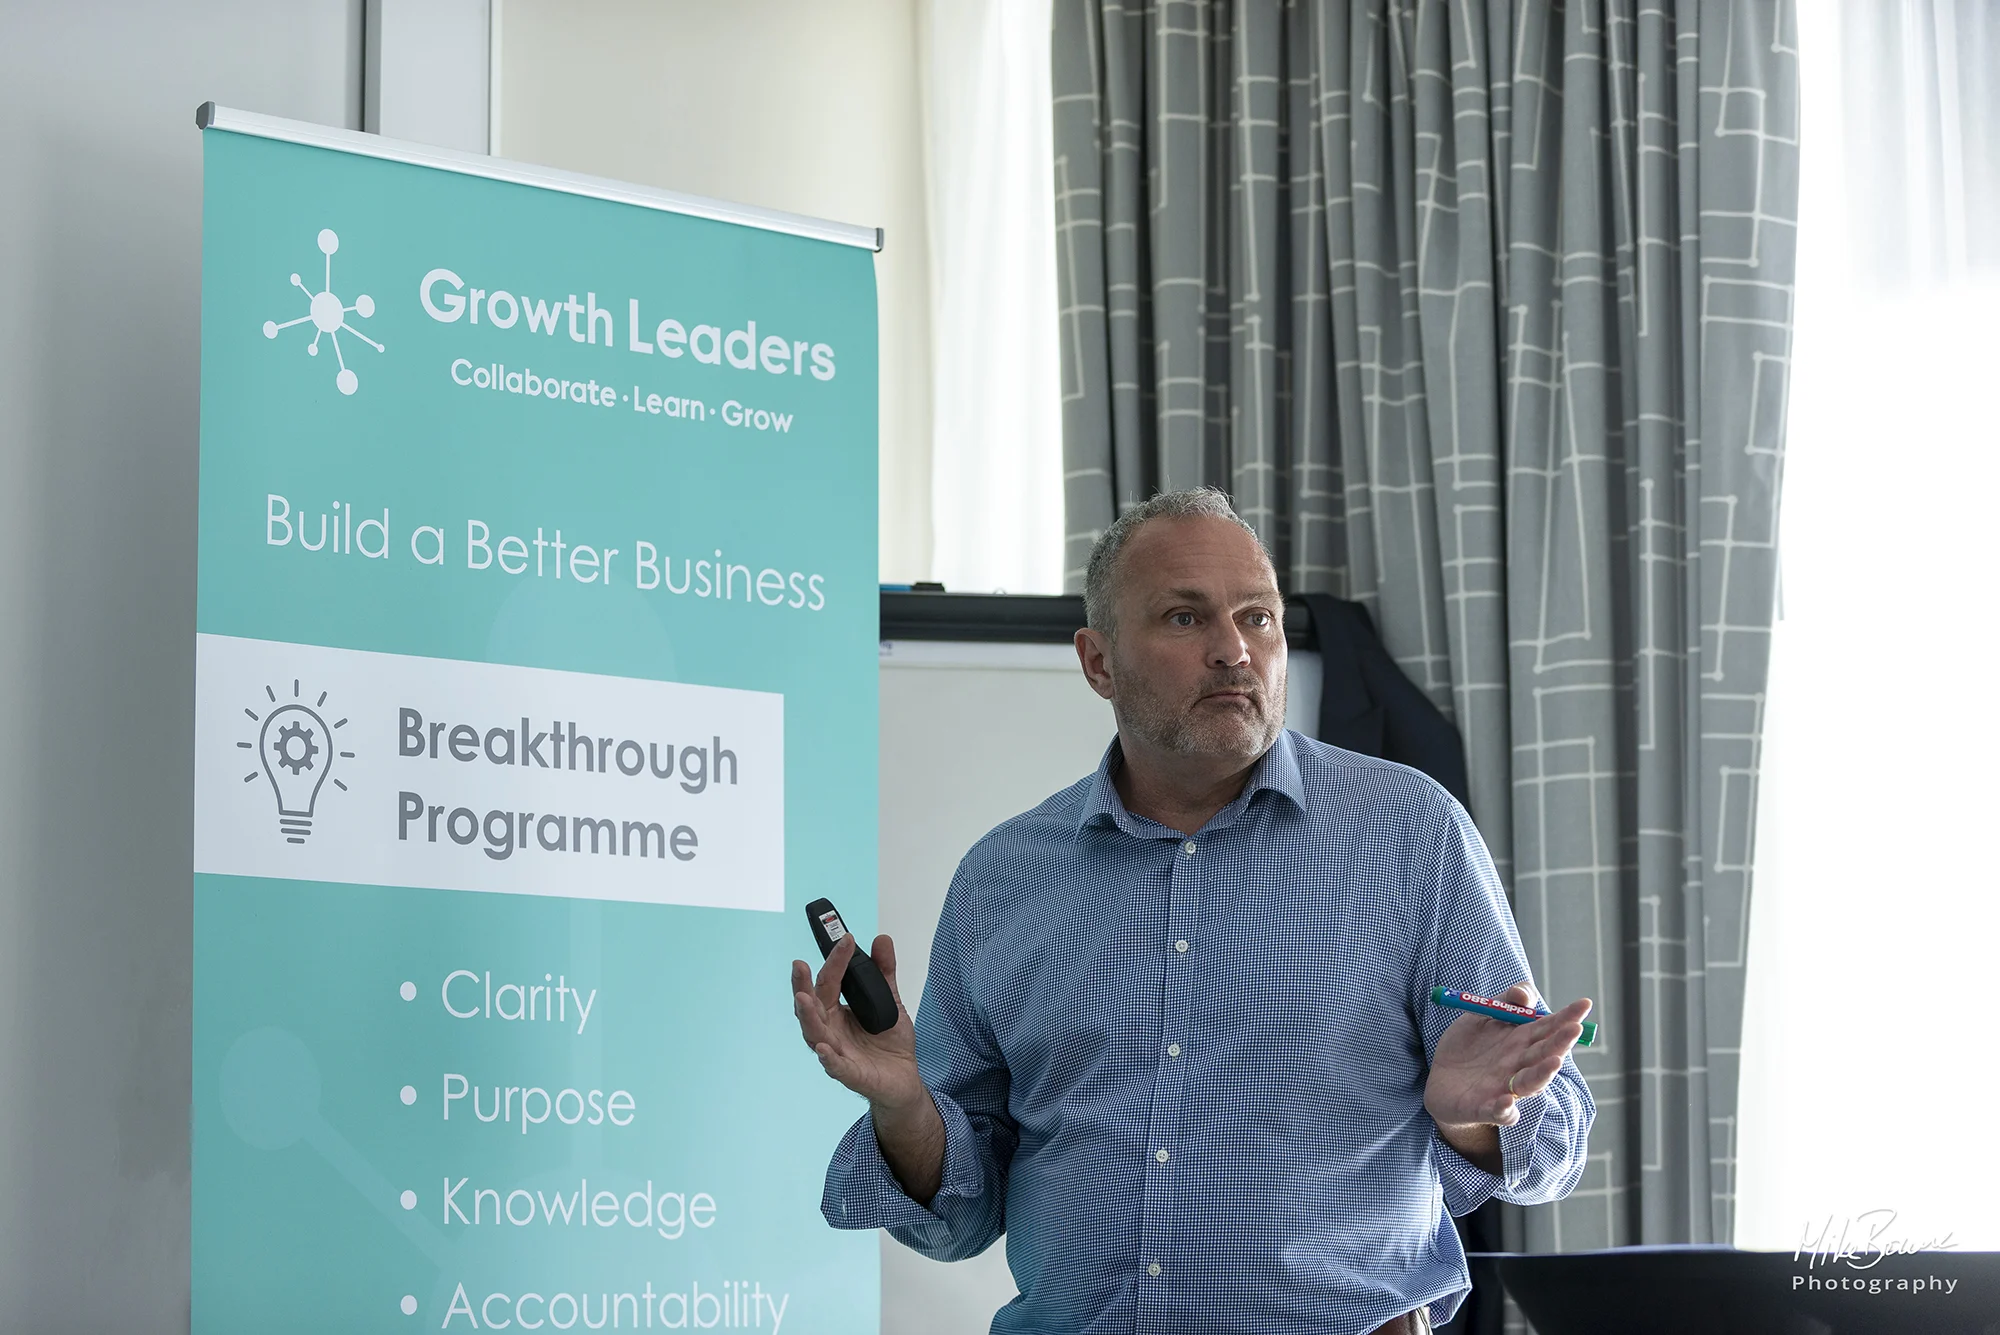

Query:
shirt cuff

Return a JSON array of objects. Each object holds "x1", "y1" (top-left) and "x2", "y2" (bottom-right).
[
  {"x1": 820, "y1": 1088, "x2": 989, "y2": 1246},
  {"x1": 1432, "y1": 1093, "x2": 1547, "y2": 1215}
]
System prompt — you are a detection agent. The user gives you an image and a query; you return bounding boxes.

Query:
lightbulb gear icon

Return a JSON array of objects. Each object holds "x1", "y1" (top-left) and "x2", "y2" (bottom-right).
[
  {"x1": 240, "y1": 680, "x2": 352, "y2": 844},
  {"x1": 273, "y1": 720, "x2": 319, "y2": 774}
]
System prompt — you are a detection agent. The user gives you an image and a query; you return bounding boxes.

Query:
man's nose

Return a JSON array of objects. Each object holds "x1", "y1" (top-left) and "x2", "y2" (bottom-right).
[{"x1": 1205, "y1": 622, "x2": 1251, "y2": 668}]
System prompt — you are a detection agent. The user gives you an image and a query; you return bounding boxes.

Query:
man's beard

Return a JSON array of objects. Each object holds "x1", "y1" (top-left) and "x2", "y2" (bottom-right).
[{"x1": 1110, "y1": 653, "x2": 1287, "y2": 762}]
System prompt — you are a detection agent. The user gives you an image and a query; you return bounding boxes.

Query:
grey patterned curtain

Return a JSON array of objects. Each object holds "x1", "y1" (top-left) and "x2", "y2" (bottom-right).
[{"x1": 1053, "y1": 0, "x2": 1799, "y2": 1296}]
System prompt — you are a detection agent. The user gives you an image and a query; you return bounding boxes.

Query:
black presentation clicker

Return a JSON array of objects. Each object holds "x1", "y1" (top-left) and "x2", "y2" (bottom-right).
[{"x1": 804, "y1": 898, "x2": 899, "y2": 1034}]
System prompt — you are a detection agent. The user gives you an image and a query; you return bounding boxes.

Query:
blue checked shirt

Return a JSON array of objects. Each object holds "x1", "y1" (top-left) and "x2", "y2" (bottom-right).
[{"x1": 823, "y1": 729, "x2": 1593, "y2": 1335}]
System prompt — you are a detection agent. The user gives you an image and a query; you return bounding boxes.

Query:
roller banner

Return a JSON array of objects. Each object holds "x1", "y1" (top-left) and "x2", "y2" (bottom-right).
[{"x1": 192, "y1": 123, "x2": 879, "y2": 1333}]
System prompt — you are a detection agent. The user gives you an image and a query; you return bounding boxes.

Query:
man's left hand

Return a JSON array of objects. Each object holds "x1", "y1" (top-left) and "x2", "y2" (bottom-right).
[{"x1": 1424, "y1": 982, "x2": 1592, "y2": 1133}]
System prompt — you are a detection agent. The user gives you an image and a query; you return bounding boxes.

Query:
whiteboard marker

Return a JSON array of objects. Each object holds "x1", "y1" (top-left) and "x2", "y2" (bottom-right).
[{"x1": 1431, "y1": 986, "x2": 1596, "y2": 1046}]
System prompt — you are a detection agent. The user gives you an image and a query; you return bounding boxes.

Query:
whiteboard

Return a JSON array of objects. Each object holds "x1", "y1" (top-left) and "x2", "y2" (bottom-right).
[{"x1": 873, "y1": 641, "x2": 1322, "y2": 1335}]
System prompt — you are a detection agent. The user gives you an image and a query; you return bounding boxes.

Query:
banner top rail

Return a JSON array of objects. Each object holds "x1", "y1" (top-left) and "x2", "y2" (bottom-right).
[{"x1": 196, "y1": 102, "x2": 885, "y2": 253}]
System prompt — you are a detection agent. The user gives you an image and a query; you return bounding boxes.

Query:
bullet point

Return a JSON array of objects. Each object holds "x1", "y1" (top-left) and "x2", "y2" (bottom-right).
[
  {"x1": 399, "y1": 981, "x2": 417, "y2": 1001},
  {"x1": 399, "y1": 1085, "x2": 417, "y2": 1106},
  {"x1": 401, "y1": 1294, "x2": 418, "y2": 1315},
  {"x1": 400, "y1": 1189, "x2": 417, "y2": 1210}
]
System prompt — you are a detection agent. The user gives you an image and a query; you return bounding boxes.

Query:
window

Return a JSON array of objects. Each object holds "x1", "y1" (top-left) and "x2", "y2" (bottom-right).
[{"x1": 1736, "y1": 0, "x2": 2000, "y2": 1251}]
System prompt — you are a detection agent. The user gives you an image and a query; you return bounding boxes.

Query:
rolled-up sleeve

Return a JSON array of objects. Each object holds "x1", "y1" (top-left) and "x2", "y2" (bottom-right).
[
  {"x1": 1413, "y1": 798, "x2": 1596, "y2": 1214},
  {"x1": 820, "y1": 863, "x2": 1018, "y2": 1260}
]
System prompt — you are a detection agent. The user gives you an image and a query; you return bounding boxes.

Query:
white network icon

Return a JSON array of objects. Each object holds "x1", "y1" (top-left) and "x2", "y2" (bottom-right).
[{"x1": 262, "y1": 229, "x2": 383, "y2": 395}]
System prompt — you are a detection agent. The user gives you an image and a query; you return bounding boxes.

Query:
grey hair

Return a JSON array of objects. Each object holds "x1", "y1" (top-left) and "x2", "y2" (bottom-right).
[{"x1": 1082, "y1": 487, "x2": 1269, "y2": 637}]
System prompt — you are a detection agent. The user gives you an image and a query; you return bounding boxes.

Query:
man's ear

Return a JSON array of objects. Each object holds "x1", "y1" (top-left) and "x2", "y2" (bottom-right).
[{"x1": 1075, "y1": 627, "x2": 1116, "y2": 702}]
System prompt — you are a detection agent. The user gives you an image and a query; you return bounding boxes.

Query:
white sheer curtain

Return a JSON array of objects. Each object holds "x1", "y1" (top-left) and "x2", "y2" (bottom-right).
[
  {"x1": 1736, "y1": 0, "x2": 2000, "y2": 1250},
  {"x1": 919, "y1": 0, "x2": 1064, "y2": 595}
]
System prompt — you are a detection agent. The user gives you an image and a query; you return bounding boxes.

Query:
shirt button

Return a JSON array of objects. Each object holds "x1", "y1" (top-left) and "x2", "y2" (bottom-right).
[
  {"x1": 1147, "y1": 1262, "x2": 1162, "y2": 1277},
  {"x1": 1167, "y1": 1042, "x2": 1182, "y2": 1057},
  {"x1": 1182, "y1": 840, "x2": 1197, "y2": 856},
  {"x1": 1155, "y1": 1148, "x2": 1170, "y2": 1163},
  {"x1": 1174, "y1": 939, "x2": 1189, "y2": 953}
]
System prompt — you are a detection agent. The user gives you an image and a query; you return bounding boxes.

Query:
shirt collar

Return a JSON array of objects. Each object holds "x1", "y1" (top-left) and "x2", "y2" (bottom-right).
[{"x1": 1075, "y1": 727, "x2": 1306, "y2": 839}]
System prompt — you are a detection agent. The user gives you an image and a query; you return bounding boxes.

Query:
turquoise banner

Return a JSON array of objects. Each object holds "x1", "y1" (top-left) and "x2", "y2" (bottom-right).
[{"x1": 192, "y1": 127, "x2": 879, "y2": 1333}]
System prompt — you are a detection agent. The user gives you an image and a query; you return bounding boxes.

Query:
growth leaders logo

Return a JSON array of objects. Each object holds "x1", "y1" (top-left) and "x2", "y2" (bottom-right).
[
  {"x1": 262, "y1": 228, "x2": 384, "y2": 395},
  {"x1": 239, "y1": 679, "x2": 354, "y2": 843}
]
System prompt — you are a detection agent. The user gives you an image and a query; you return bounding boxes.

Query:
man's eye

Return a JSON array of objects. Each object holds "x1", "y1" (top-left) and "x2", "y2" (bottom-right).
[
  {"x1": 1171, "y1": 612, "x2": 1196, "y2": 627},
  {"x1": 1246, "y1": 611, "x2": 1272, "y2": 628}
]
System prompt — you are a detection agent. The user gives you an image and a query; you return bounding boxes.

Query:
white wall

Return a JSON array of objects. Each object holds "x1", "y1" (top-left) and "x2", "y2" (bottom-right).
[
  {"x1": 495, "y1": 0, "x2": 935, "y2": 584},
  {"x1": 365, "y1": 0, "x2": 491, "y2": 151},
  {"x1": 0, "y1": 2, "x2": 362, "y2": 1326}
]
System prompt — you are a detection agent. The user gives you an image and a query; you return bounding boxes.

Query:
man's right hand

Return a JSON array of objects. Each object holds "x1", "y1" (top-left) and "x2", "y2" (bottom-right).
[
  {"x1": 791, "y1": 933, "x2": 924, "y2": 1108},
  {"x1": 792, "y1": 933, "x2": 947, "y2": 1205}
]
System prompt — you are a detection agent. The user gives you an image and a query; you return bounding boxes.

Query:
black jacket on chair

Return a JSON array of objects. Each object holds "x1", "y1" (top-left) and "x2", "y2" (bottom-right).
[{"x1": 1296, "y1": 593, "x2": 1471, "y2": 809}]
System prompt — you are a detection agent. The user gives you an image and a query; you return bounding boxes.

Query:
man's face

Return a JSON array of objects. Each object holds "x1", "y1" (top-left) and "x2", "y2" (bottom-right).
[{"x1": 1092, "y1": 515, "x2": 1288, "y2": 765}]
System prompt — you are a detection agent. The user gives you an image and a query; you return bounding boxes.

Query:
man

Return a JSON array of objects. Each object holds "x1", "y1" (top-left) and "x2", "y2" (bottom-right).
[{"x1": 792, "y1": 488, "x2": 1594, "y2": 1335}]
